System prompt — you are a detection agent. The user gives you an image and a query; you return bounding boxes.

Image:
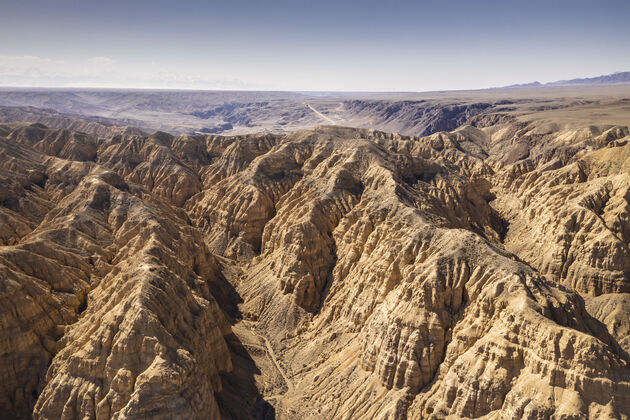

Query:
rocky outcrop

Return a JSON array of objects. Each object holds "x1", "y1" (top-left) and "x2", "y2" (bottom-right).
[
  {"x1": 586, "y1": 293, "x2": 630, "y2": 354},
  {"x1": 185, "y1": 125, "x2": 630, "y2": 418},
  {"x1": 0, "y1": 128, "x2": 232, "y2": 419},
  {"x1": 492, "y1": 125, "x2": 630, "y2": 295},
  {"x1": 1, "y1": 117, "x2": 630, "y2": 420},
  {"x1": 339, "y1": 100, "x2": 493, "y2": 136}
]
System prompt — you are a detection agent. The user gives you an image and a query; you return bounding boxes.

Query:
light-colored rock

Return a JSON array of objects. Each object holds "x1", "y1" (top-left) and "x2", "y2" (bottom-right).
[{"x1": 1, "y1": 119, "x2": 629, "y2": 420}]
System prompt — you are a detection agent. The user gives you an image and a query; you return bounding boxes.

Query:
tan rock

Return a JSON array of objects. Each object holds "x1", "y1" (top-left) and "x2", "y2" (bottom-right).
[{"x1": 1, "y1": 120, "x2": 629, "y2": 420}]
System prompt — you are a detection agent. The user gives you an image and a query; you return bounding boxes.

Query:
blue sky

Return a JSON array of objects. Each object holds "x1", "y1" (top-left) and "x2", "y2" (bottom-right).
[{"x1": 1, "y1": 0, "x2": 629, "y2": 91}]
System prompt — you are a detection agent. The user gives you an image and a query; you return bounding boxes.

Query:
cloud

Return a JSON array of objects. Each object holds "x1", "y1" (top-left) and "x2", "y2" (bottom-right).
[
  {"x1": 0, "y1": 55, "x2": 272, "y2": 89},
  {"x1": 88, "y1": 56, "x2": 116, "y2": 65},
  {"x1": 0, "y1": 55, "x2": 65, "y2": 65}
]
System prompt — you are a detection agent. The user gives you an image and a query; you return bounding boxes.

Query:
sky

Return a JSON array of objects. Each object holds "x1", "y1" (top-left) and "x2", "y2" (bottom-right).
[{"x1": 1, "y1": 0, "x2": 629, "y2": 91}]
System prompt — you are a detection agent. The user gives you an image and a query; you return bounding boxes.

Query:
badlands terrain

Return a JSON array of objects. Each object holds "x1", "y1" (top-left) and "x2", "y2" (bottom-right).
[{"x1": 1, "y1": 84, "x2": 630, "y2": 419}]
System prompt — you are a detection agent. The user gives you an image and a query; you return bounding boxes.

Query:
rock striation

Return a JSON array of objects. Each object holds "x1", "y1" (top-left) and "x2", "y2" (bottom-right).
[
  {"x1": 0, "y1": 118, "x2": 629, "y2": 419},
  {"x1": 0, "y1": 124, "x2": 232, "y2": 419}
]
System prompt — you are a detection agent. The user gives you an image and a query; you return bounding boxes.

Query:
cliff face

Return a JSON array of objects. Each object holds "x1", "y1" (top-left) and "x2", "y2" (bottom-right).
[
  {"x1": 1, "y1": 119, "x2": 629, "y2": 419},
  {"x1": 0, "y1": 125, "x2": 232, "y2": 419},
  {"x1": 205, "y1": 125, "x2": 630, "y2": 419},
  {"x1": 339, "y1": 100, "x2": 493, "y2": 136}
]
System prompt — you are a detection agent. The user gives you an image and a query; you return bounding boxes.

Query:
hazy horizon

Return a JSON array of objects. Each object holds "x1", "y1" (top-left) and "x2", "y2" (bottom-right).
[{"x1": 1, "y1": 0, "x2": 630, "y2": 91}]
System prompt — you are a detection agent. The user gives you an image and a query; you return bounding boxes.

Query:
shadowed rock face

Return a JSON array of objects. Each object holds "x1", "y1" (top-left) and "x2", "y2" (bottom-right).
[
  {"x1": 1, "y1": 119, "x2": 629, "y2": 419},
  {"x1": 339, "y1": 100, "x2": 493, "y2": 136}
]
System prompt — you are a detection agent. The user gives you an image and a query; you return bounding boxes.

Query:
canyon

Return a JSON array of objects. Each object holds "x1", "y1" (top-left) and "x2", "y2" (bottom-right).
[{"x1": 0, "y1": 86, "x2": 630, "y2": 419}]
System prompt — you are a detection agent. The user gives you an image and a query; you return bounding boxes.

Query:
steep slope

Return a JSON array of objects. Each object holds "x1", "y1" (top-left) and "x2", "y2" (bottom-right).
[
  {"x1": 185, "y1": 126, "x2": 629, "y2": 419},
  {"x1": 0, "y1": 125, "x2": 232, "y2": 419},
  {"x1": 336, "y1": 100, "x2": 493, "y2": 136},
  {"x1": 1, "y1": 119, "x2": 629, "y2": 419}
]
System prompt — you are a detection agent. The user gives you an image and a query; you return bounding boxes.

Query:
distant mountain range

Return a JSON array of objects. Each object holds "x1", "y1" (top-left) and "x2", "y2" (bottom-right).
[{"x1": 503, "y1": 71, "x2": 630, "y2": 88}]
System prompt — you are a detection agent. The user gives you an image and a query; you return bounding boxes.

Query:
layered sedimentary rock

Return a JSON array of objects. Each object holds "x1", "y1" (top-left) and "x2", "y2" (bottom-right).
[
  {"x1": 0, "y1": 124, "x2": 232, "y2": 419},
  {"x1": 216, "y1": 126, "x2": 630, "y2": 419},
  {"x1": 586, "y1": 293, "x2": 630, "y2": 354},
  {"x1": 1, "y1": 118, "x2": 629, "y2": 419},
  {"x1": 492, "y1": 124, "x2": 630, "y2": 296}
]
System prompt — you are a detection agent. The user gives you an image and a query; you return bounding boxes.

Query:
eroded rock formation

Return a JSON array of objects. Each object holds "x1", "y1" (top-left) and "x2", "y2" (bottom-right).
[{"x1": 1, "y1": 118, "x2": 629, "y2": 419}]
